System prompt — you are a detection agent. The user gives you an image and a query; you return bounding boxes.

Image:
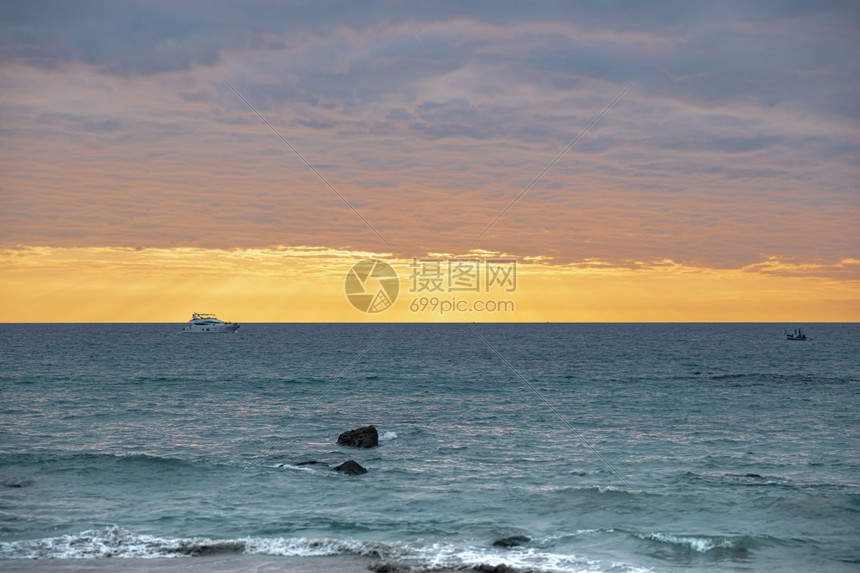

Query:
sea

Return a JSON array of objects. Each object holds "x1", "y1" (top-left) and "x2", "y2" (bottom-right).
[{"x1": 1, "y1": 323, "x2": 858, "y2": 572}]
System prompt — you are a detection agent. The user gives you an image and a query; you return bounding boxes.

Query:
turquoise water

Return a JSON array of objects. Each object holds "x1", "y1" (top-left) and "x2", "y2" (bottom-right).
[{"x1": 1, "y1": 323, "x2": 858, "y2": 571}]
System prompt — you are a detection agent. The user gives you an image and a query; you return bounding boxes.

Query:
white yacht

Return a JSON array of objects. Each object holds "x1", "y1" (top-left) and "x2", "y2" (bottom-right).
[{"x1": 182, "y1": 312, "x2": 240, "y2": 333}]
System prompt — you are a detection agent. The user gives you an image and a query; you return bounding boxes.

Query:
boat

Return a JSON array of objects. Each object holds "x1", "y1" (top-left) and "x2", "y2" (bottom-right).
[
  {"x1": 785, "y1": 328, "x2": 807, "y2": 341},
  {"x1": 182, "y1": 312, "x2": 240, "y2": 333}
]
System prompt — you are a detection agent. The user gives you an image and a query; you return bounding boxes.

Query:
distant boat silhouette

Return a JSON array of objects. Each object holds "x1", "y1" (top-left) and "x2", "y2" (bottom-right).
[
  {"x1": 182, "y1": 312, "x2": 240, "y2": 333},
  {"x1": 785, "y1": 328, "x2": 807, "y2": 341}
]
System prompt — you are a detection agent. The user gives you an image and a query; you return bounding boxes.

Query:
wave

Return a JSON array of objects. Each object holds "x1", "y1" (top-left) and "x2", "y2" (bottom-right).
[
  {"x1": 1, "y1": 477, "x2": 35, "y2": 488},
  {"x1": 706, "y1": 371, "x2": 854, "y2": 385},
  {"x1": 0, "y1": 450, "x2": 210, "y2": 471},
  {"x1": 684, "y1": 470, "x2": 860, "y2": 490},
  {"x1": 0, "y1": 526, "x2": 653, "y2": 572},
  {"x1": 707, "y1": 373, "x2": 751, "y2": 381},
  {"x1": 631, "y1": 530, "x2": 782, "y2": 562},
  {"x1": 525, "y1": 483, "x2": 655, "y2": 503},
  {"x1": 631, "y1": 529, "x2": 820, "y2": 564},
  {"x1": 720, "y1": 472, "x2": 793, "y2": 487},
  {"x1": 0, "y1": 526, "x2": 388, "y2": 560},
  {"x1": 272, "y1": 462, "x2": 341, "y2": 477},
  {"x1": 680, "y1": 470, "x2": 794, "y2": 488},
  {"x1": 638, "y1": 532, "x2": 741, "y2": 553}
]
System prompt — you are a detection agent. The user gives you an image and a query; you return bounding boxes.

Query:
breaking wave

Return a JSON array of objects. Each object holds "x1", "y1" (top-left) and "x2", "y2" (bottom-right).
[
  {"x1": 640, "y1": 532, "x2": 736, "y2": 553},
  {"x1": 635, "y1": 531, "x2": 759, "y2": 560},
  {"x1": 0, "y1": 526, "x2": 654, "y2": 572}
]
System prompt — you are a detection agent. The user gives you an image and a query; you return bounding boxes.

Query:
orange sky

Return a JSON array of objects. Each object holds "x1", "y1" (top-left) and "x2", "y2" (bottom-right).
[
  {"x1": 1, "y1": 3, "x2": 858, "y2": 322},
  {"x1": 1, "y1": 247, "x2": 857, "y2": 322}
]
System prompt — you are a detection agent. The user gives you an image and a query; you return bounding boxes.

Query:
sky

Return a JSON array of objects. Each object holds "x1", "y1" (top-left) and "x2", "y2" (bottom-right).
[{"x1": 1, "y1": 0, "x2": 858, "y2": 322}]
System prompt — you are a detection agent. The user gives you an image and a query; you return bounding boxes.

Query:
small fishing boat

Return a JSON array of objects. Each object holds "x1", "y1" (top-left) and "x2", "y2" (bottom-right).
[
  {"x1": 182, "y1": 313, "x2": 240, "y2": 333},
  {"x1": 785, "y1": 328, "x2": 806, "y2": 341}
]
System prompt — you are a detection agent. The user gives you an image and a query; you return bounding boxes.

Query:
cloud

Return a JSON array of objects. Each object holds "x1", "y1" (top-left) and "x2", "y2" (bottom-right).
[
  {"x1": 0, "y1": 1, "x2": 857, "y2": 273},
  {"x1": 1, "y1": 1, "x2": 226, "y2": 74}
]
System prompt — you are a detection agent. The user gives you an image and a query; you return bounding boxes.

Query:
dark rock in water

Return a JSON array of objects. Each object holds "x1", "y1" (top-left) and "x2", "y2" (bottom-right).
[
  {"x1": 2, "y1": 478, "x2": 34, "y2": 488},
  {"x1": 288, "y1": 459, "x2": 367, "y2": 475},
  {"x1": 473, "y1": 565, "x2": 521, "y2": 573},
  {"x1": 334, "y1": 460, "x2": 367, "y2": 475},
  {"x1": 171, "y1": 540, "x2": 245, "y2": 556},
  {"x1": 745, "y1": 473, "x2": 764, "y2": 479},
  {"x1": 492, "y1": 535, "x2": 531, "y2": 548},
  {"x1": 337, "y1": 425, "x2": 379, "y2": 448}
]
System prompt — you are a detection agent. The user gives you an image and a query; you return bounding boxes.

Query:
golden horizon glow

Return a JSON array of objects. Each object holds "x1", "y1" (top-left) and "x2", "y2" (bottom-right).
[{"x1": 1, "y1": 246, "x2": 857, "y2": 323}]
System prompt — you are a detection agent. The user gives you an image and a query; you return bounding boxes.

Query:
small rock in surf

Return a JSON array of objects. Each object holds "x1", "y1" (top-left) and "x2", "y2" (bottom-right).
[
  {"x1": 473, "y1": 564, "x2": 519, "y2": 572},
  {"x1": 492, "y1": 535, "x2": 531, "y2": 548},
  {"x1": 337, "y1": 425, "x2": 379, "y2": 448},
  {"x1": 334, "y1": 460, "x2": 368, "y2": 475}
]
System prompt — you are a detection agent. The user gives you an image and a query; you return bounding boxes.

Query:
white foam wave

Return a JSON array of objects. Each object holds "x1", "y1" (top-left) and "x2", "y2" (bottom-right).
[
  {"x1": 244, "y1": 536, "x2": 392, "y2": 558},
  {"x1": 0, "y1": 526, "x2": 184, "y2": 559},
  {"x1": 542, "y1": 529, "x2": 614, "y2": 543},
  {"x1": 1, "y1": 527, "x2": 653, "y2": 572},
  {"x1": 273, "y1": 462, "x2": 333, "y2": 475},
  {"x1": 589, "y1": 484, "x2": 643, "y2": 495},
  {"x1": 0, "y1": 528, "x2": 378, "y2": 560},
  {"x1": 404, "y1": 540, "x2": 652, "y2": 573},
  {"x1": 379, "y1": 431, "x2": 398, "y2": 441},
  {"x1": 642, "y1": 532, "x2": 734, "y2": 552}
]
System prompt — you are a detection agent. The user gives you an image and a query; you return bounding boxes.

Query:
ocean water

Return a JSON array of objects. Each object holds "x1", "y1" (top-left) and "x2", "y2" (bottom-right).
[{"x1": 1, "y1": 323, "x2": 858, "y2": 572}]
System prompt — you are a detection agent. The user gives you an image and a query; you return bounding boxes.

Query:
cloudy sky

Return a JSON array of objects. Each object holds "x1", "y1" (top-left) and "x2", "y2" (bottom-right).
[{"x1": 1, "y1": 1, "x2": 858, "y2": 321}]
